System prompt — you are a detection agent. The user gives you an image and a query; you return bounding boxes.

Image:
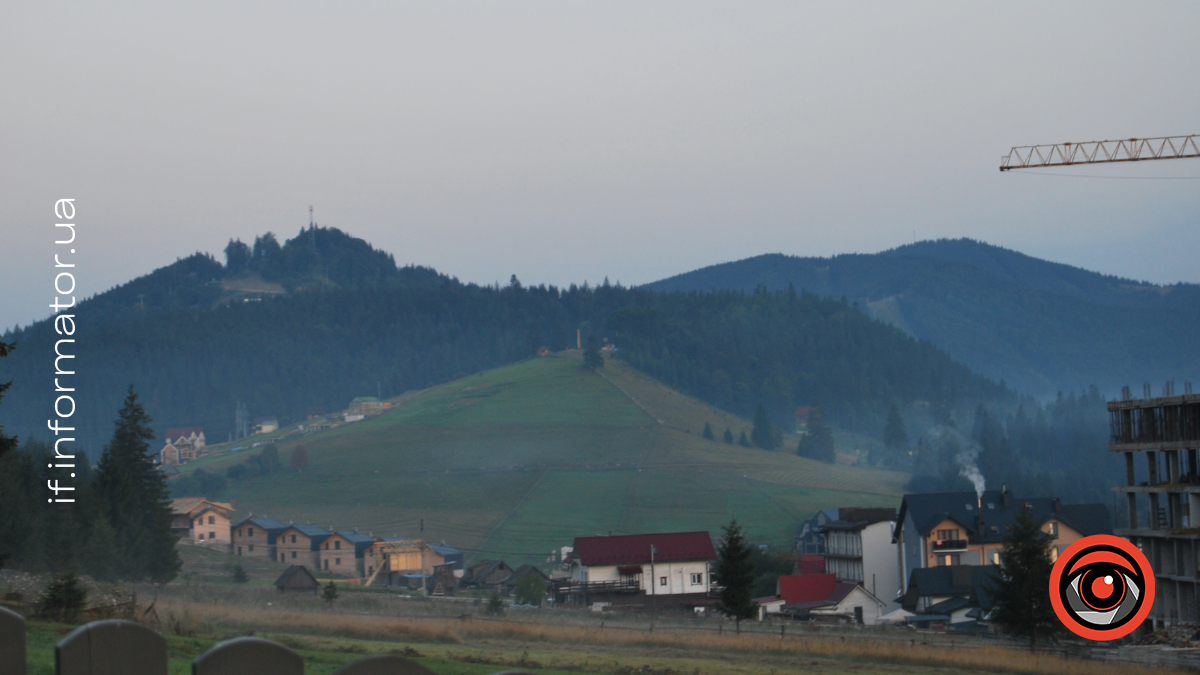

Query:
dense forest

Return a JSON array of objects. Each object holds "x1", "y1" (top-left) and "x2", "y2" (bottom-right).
[
  {"x1": 647, "y1": 239, "x2": 1200, "y2": 398},
  {"x1": 0, "y1": 227, "x2": 1010, "y2": 456}
]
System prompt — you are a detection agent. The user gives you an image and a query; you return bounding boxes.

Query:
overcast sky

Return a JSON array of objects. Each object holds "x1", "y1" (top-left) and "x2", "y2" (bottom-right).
[{"x1": 3, "y1": 2, "x2": 1199, "y2": 330}]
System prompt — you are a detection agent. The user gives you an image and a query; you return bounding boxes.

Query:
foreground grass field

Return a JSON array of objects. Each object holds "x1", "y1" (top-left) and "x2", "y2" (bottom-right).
[
  {"x1": 177, "y1": 353, "x2": 907, "y2": 564},
  {"x1": 20, "y1": 583, "x2": 1174, "y2": 675}
]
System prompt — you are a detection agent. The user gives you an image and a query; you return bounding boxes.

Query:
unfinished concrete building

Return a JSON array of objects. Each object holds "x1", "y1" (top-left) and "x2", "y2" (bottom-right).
[{"x1": 1110, "y1": 383, "x2": 1200, "y2": 628}]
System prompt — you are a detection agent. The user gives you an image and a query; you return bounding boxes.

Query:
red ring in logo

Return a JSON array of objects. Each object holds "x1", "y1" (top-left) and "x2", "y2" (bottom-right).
[{"x1": 1050, "y1": 534, "x2": 1154, "y2": 641}]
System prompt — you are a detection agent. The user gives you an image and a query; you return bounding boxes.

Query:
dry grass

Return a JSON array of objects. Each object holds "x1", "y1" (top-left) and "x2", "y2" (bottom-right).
[{"x1": 152, "y1": 599, "x2": 1164, "y2": 675}]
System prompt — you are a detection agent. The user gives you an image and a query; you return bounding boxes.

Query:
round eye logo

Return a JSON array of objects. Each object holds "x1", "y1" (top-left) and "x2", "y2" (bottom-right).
[{"x1": 1050, "y1": 534, "x2": 1154, "y2": 641}]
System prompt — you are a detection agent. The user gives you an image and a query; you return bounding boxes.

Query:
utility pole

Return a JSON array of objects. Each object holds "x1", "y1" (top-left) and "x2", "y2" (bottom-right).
[{"x1": 650, "y1": 544, "x2": 657, "y2": 626}]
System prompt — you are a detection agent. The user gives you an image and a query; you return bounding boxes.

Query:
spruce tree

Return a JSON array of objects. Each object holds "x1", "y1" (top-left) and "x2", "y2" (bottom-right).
[
  {"x1": 94, "y1": 386, "x2": 181, "y2": 583},
  {"x1": 987, "y1": 506, "x2": 1061, "y2": 652},
  {"x1": 0, "y1": 339, "x2": 17, "y2": 463},
  {"x1": 583, "y1": 334, "x2": 603, "y2": 369},
  {"x1": 723, "y1": 428, "x2": 734, "y2": 444},
  {"x1": 702, "y1": 422, "x2": 714, "y2": 440},
  {"x1": 322, "y1": 580, "x2": 339, "y2": 607},
  {"x1": 80, "y1": 517, "x2": 119, "y2": 582},
  {"x1": 714, "y1": 518, "x2": 757, "y2": 633},
  {"x1": 750, "y1": 405, "x2": 777, "y2": 450},
  {"x1": 876, "y1": 404, "x2": 908, "y2": 466},
  {"x1": 796, "y1": 405, "x2": 836, "y2": 463},
  {"x1": 737, "y1": 430, "x2": 752, "y2": 447}
]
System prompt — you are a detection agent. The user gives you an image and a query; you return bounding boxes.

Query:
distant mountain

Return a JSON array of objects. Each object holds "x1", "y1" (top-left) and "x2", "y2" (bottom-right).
[
  {"x1": 0, "y1": 229, "x2": 1009, "y2": 454},
  {"x1": 645, "y1": 239, "x2": 1200, "y2": 398}
]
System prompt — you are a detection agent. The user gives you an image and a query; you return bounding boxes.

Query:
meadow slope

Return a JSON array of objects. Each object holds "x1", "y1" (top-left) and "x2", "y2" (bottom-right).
[{"x1": 178, "y1": 353, "x2": 907, "y2": 565}]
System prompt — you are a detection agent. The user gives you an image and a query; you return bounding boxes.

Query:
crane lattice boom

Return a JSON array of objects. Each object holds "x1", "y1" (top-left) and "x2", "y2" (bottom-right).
[{"x1": 1000, "y1": 134, "x2": 1199, "y2": 171}]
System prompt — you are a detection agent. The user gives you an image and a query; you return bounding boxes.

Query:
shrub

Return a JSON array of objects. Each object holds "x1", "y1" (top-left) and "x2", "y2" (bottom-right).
[{"x1": 39, "y1": 572, "x2": 87, "y2": 622}]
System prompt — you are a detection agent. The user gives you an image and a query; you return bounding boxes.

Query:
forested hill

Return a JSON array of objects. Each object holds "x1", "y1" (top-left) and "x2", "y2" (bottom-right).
[
  {"x1": 646, "y1": 239, "x2": 1200, "y2": 398},
  {"x1": 0, "y1": 228, "x2": 1009, "y2": 454}
]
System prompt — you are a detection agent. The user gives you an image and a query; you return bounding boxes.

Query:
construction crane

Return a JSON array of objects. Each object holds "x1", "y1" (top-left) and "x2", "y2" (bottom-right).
[{"x1": 1000, "y1": 134, "x2": 1200, "y2": 171}]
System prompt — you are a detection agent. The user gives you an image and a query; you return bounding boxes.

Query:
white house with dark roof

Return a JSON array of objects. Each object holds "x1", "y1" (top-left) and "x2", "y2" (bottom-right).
[{"x1": 817, "y1": 507, "x2": 899, "y2": 602}]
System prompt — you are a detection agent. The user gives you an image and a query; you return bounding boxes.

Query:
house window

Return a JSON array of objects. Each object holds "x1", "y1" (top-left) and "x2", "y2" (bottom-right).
[
  {"x1": 248, "y1": 545, "x2": 254, "y2": 552},
  {"x1": 198, "y1": 533, "x2": 205, "y2": 540},
  {"x1": 291, "y1": 551, "x2": 297, "y2": 559},
  {"x1": 1051, "y1": 546, "x2": 1060, "y2": 563},
  {"x1": 991, "y1": 551, "x2": 1000, "y2": 565},
  {"x1": 335, "y1": 541, "x2": 341, "y2": 550},
  {"x1": 237, "y1": 546, "x2": 242, "y2": 555},
  {"x1": 936, "y1": 529, "x2": 959, "y2": 541},
  {"x1": 335, "y1": 558, "x2": 341, "y2": 565},
  {"x1": 1046, "y1": 522, "x2": 1059, "y2": 539},
  {"x1": 659, "y1": 576, "x2": 667, "y2": 587},
  {"x1": 291, "y1": 535, "x2": 297, "y2": 543},
  {"x1": 208, "y1": 516, "x2": 215, "y2": 525},
  {"x1": 209, "y1": 532, "x2": 216, "y2": 539},
  {"x1": 690, "y1": 573, "x2": 702, "y2": 585},
  {"x1": 939, "y1": 554, "x2": 959, "y2": 566},
  {"x1": 249, "y1": 528, "x2": 255, "y2": 537}
]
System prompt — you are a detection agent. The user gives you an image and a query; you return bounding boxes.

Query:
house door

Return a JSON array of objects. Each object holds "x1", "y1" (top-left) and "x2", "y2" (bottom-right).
[{"x1": 854, "y1": 607, "x2": 863, "y2": 625}]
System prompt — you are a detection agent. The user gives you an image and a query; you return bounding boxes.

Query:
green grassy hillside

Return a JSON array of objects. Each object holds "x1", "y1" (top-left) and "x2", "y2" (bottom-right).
[{"x1": 176, "y1": 353, "x2": 906, "y2": 566}]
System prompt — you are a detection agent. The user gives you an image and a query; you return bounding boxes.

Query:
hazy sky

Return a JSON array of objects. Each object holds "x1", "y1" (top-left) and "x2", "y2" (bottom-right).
[{"x1": 4, "y1": 2, "x2": 1199, "y2": 330}]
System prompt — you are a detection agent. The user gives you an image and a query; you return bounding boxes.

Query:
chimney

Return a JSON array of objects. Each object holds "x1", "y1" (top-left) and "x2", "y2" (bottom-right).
[{"x1": 1001, "y1": 485, "x2": 1010, "y2": 508}]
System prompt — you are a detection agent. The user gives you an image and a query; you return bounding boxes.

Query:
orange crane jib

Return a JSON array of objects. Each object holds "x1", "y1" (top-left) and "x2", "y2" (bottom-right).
[{"x1": 1000, "y1": 135, "x2": 1200, "y2": 171}]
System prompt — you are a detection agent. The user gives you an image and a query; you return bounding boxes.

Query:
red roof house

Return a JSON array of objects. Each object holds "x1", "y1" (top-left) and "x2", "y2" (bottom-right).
[
  {"x1": 573, "y1": 531, "x2": 716, "y2": 566},
  {"x1": 778, "y1": 574, "x2": 839, "y2": 604}
]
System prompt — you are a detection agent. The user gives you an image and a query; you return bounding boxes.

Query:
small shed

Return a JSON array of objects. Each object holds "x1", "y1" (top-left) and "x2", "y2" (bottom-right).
[{"x1": 275, "y1": 565, "x2": 319, "y2": 594}]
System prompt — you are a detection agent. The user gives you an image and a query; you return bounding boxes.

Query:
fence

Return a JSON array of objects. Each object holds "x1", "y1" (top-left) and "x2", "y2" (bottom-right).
[{"x1": 0, "y1": 606, "x2": 532, "y2": 675}]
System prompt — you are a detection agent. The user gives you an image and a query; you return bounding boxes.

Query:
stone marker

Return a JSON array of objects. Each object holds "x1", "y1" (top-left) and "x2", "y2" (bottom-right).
[
  {"x1": 192, "y1": 636, "x2": 303, "y2": 675},
  {"x1": 0, "y1": 606, "x2": 26, "y2": 675},
  {"x1": 56, "y1": 619, "x2": 167, "y2": 675}
]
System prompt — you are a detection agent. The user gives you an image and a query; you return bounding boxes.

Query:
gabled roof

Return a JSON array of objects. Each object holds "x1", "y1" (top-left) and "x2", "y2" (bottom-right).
[
  {"x1": 819, "y1": 507, "x2": 897, "y2": 531},
  {"x1": 462, "y1": 560, "x2": 512, "y2": 585},
  {"x1": 782, "y1": 582, "x2": 881, "y2": 611},
  {"x1": 574, "y1": 531, "x2": 716, "y2": 566},
  {"x1": 171, "y1": 497, "x2": 234, "y2": 516},
  {"x1": 902, "y1": 565, "x2": 1000, "y2": 613},
  {"x1": 335, "y1": 531, "x2": 378, "y2": 555},
  {"x1": 895, "y1": 490, "x2": 1111, "y2": 545},
  {"x1": 506, "y1": 565, "x2": 549, "y2": 586},
  {"x1": 429, "y1": 543, "x2": 462, "y2": 558},
  {"x1": 777, "y1": 574, "x2": 838, "y2": 604},
  {"x1": 280, "y1": 524, "x2": 331, "y2": 548},
  {"x1": 231, "y1": 515, "x2": 287, "y2": 532},
  {"x1": 275, "y1": 565, "x2": 318, "y2": 589}
]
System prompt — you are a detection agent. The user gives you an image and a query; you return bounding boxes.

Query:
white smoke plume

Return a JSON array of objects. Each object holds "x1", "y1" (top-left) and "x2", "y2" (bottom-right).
[{"x1": 932, "y1": 425, "x2": 987, "y2": 499}]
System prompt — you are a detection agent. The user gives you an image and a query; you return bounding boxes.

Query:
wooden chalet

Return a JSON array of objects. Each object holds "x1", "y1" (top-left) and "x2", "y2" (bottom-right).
[{"x1": 275, "y1": 565, "x2": 320, "y2": 594}]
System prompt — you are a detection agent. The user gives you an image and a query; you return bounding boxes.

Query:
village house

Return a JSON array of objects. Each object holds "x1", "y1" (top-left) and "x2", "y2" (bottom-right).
[
  {"x1": 318, "y1": 531, "x2": 377, "y2": 576},
  {"x1": 429, "y1": 542, "x2": 464, "y2": 571},
  {"x1": 253, "y1": 417, "x2": 279, "y2": 435},
  {"x1": 564, "y1": 531, "x2": 716, "y2": 609},
  {"x1": 817, "y1": 507, "x2": 900, "y2": 603},
  {"x1": 165, "y1": 427, "x2": 206, "y2": 448},
  {"x1": 460, "y1": 560, "x2": 515, "y2": 592},
  {"x1": 232, "y1": 515, "x2": 288, "y2": 558},
  {"x1": 170, "y1": 498, "x2": 234, "y2": 545},
  {"x1": 348, "y1": 397, "x2": 386, "y2": 416},
  {"x1": 275, "y1": 524, "x2": 331, "y2": 568},
  {"x1": 893, "y1": 488, "x2": 1110, "y2": 592},
  {"x1": 772, "y1": 574, "x2": 888, "y2": 625},
  {"x1": 504, "y1": 564, "x2": 550, "y2": 594},
  {"x1": 427, "y1": 564, "x2": 458, "y2": 596},
  {"x1": 275, "y1": 565, "x2": 320, "y2": 594},
  {"x1": 363, "y1": 538, "x2": 448, "y2": 586},
  {"x1": 897, "y1": 565, "x2": 999, "y2": 629}
]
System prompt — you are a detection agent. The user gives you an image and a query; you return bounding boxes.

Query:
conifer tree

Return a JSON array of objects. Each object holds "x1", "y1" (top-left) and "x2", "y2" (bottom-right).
[
  {"x1": 322, "y1": 580, "x2": 339, "y2": 607},
  {"x1": 583, "y1": 334, "x2": 603, "y2": 369},
  {"x1": 80, "y1": 517, "x2": 119, "y2": 582},
  {"x1": 714, "y1": 518, "x2": 756, "y2": 633},
  {"x1": 723, "y1": 428, "x2": 734, "y2": 444},
  {"x1": 702, "y1": 422, "x2": 714, "y2": 440},
  {"x1": 988, "y1": 506, "x2": 1061, "y2": 652},
  {"x1": 875, "y1": 404, "x2": 908, "y2": 466},
  {"x1": 0, "y1": 339, "x2": 17, "y2": 463},
  {"x1": 796, "y1": 405, "x2": 836, "y2": 463},
  {"x1": 94, "y1": 386, "x2": 181, "y2": 583},
  {"x1": 750, "y1": 405, "x2": 778, "y2": 450},
  {"x1": 737, "y1": 430, "x2": 751, "y2": 447}
]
